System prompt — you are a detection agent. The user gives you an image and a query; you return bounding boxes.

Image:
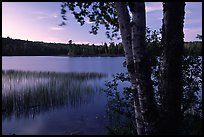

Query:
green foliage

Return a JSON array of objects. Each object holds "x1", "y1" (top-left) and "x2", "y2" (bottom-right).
[
  {"x1": 60, "y1": 2, "x2": 119, "y2": 40},
  {"x1": 103, "y1": 56, "x2": 202, "y2": 135},
  {"x1": 146, "y1": 27, "x2": 162, "y2": 56},
  {"x1": 104, "y1": 73, "x2": 136, "y2": 135},
  {"x1": 2, "y1": 37, "x2": 124, "y2": 56},
  {"x1": 196, "y1": 34, "x2": 202, "y2": 40},
  {"x1": 181, "y1": 114, "x2": 202, "y2": 135},
  {"x1": 1, "y1": 28, "x2": 156, "y2": 56},
  {"x1": 2, "y1": 31, "x2": 202, "y2": 56},
  {"x1": 183, "y1": 42, "x2": 202, "y2": 56},
  {"x1": 181, "y1": 56, "x2": 202, "y2": 116},
  {"x1": 106, "y1": 122, "x2": 136, "y2": 135},
  {"x1": 2, "y1": 38, "x2": 68, "y2": 56}
]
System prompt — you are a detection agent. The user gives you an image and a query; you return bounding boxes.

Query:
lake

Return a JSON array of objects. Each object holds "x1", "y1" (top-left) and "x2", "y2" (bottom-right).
[
  {"x1": 2, "y1": 56, "x2": 202, "y2": 135},
  {"x1": 2, "y1": 56, "x2": 128, "y2": 135}
]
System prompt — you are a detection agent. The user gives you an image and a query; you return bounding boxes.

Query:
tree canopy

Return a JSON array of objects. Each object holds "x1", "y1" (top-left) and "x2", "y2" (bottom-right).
[{"x1": 60, "y1": 2, "x2": 120, "y2": 40}]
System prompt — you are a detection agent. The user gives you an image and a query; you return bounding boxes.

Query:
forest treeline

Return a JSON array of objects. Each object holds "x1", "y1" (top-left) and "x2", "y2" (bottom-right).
[
  {"x1": 2, "y1": 36, "x2": 202, "y2": 56},
  {"x1": 2, "y1": 37, "x2": 124, "y2": 56}
]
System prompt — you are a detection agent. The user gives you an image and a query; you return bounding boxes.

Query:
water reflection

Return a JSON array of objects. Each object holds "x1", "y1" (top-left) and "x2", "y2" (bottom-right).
[{"x1": 2, "y1": 70, "x2": 107, "y2": 121}]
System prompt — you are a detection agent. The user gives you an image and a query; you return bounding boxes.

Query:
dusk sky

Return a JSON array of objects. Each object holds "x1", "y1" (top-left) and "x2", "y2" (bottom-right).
[{"x1": 2, "y1": 2, "x2": 202, "y2": 45}]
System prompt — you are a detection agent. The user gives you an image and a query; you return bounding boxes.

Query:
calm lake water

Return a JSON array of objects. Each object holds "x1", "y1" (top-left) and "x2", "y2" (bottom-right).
[
  {"x1": 2, "y1": 56, "x2": 202, "y2": 135},
  {"x1": 2, "y1": 56, "x2": 128, "y2": 135}
]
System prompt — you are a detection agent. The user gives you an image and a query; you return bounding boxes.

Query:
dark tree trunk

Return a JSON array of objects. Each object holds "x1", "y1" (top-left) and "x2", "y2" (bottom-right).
[{"x1": 159, "y1": 2, "x2": 185, "y2": 134}]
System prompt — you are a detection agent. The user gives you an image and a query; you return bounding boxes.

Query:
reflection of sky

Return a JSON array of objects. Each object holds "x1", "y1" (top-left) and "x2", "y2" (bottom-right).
[
  {"x1": 2, "y1": 2, "x2": 202, "y2": 44},
  {"x1": 2, "y1": 69, "x2": 110, "y2": 135},
  {"x1": 3, "y1": 115, "x2": 44, "y2": 135},
  {"x1": 2, "y1": 56, "x2": 127, "y2": 75},
  {"x1": 2, "y1": 56, "x2": 201, "y2": 134},
  {"x1": 2, "y1": 57, "x2": 129, "y2": 135},
  {"x1": 3, "y1": 97, "x2": 109, "y2": 135}
]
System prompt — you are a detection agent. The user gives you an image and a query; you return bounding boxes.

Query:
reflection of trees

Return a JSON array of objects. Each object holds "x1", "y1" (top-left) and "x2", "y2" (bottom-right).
[{"x1": 2, "y1": 70, "x2": 107, "y2": 120}]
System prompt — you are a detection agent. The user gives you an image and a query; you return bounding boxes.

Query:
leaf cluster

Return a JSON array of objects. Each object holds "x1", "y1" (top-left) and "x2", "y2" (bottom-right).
[{"x1": 60, "y1": 2, "x2": 120, "y2": 40}]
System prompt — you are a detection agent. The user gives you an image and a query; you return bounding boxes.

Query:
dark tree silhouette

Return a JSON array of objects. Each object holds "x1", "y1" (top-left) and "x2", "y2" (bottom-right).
[{"x1": 159, "y1": 2, "x2": 186, "y2": 134}]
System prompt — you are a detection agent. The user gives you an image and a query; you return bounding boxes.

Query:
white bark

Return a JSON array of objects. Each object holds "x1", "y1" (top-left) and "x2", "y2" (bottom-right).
[
  {"x1": 115, "y1": 2, "x2": 145, "y2": 135},
  {"x1": 129, "y1": 2, "x2": 159, "y2": 134}
]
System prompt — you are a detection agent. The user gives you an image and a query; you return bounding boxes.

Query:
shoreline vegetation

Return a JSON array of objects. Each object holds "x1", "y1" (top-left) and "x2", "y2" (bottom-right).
[
  {"x1": 2, "y1": 70, "x2": 107, "y2": 120},
  {"x1": 2, "y1": 37, "x2": 202, "y2": 56}
]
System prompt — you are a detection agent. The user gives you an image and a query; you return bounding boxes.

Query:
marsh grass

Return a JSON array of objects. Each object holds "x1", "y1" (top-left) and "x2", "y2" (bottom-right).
[{"x1": 2, "y1": 70, "x2": 107, "y2": 120}]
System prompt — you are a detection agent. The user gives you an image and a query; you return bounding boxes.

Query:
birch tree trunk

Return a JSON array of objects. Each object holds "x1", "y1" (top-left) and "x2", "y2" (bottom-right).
[
  {"x1": 129, "y1": 2, "x2": 159, "y2": 134},
  {"x1": 115, "y1": 2, "x2": 145, "y2": 135},
  {"x1": 61, "y1": 1, "x2": 186, "y2": 135},
  {"x1": 116, "y1": 2, "x2": 159, "y2": 135},
  {"x1": 159, "y1": 2, "x2": 185, "y2": 134}
]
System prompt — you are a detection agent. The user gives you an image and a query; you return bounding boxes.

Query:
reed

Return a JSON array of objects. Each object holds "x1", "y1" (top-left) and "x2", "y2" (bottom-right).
[{"x1": 2, "y1": 70, "x2": 107, "y2": 120}]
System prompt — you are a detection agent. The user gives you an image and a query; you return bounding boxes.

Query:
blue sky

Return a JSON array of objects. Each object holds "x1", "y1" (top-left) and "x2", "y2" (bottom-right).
[{"x1": 2, "y1": 2, "x2": 202, "y2": 45}]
